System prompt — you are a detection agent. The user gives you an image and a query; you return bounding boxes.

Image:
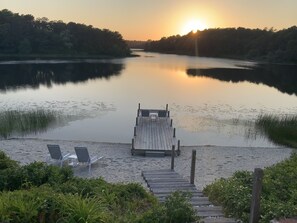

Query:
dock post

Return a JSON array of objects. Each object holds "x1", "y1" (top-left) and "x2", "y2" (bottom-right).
[
  {"x1": 137, "y1": 103, "x2": 141, "y2": 117},
  {"x1": 131, "y1": 138, "x2": 135, "y2": 155},
  {"x1": 167, "y1": 110, "x2": 170, "y2": 117},
  {"x1": 134, "y1": 127, "x2": 136, "y2": 136},
  {"x1": 171, "y1": 145, "x2": 175, "y2": 170},
  {"x1": 249, "y1": 168, "x2": 264, "y2": 223},
  {"x1": 177, "y1": 140, "x2": 181, "y2": 155},
  {"x1": 190, "y1": 150, "x2": 196, "y2": 184},
  {"x1": 166, "y1": 104, "x2": 168, "y2": 111},
  {"x1": 136, "y1": 117, "x2": 138, "y2": 126},
  {"x1": 173, "y1": 128, "x2": 176, "y2": 138},
  {"x1": 170, "y1": 119, "x2": 173, "y2": 127}
]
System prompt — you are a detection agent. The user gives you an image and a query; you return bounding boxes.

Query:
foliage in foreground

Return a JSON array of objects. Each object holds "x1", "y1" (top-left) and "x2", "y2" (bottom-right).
[
  {"x1": 204, "y1": 153, "x2": 297, "y2": 223},
  {"x1": 0, "y1": 151, "x2": 198, "y2": 222},
  {"x1": 255, "y1": 114, "x2": 297, "y2": 148},
  {"x1": 0, "y1": 109, "x2": 59, "y2": 139}
]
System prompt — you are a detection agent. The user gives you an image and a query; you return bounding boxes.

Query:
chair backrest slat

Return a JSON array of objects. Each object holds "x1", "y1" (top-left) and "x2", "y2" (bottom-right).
[
  {"x1": 47, "y1": 144, "x2": 62, "y2": 160},
  {"x1": 75, "y1": 147, "x2": 90, "y2": 163}
]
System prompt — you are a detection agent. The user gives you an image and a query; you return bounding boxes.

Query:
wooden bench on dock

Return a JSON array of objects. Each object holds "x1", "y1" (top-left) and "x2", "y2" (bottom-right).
[{"x1": 131, "y1": 104, "x2": 180, "y2": 156}]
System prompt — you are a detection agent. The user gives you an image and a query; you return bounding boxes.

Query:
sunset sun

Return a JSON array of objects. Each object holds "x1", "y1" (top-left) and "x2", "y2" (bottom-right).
[{"x1": 181, "y1": 19, "x2": 208, "y2": 35}]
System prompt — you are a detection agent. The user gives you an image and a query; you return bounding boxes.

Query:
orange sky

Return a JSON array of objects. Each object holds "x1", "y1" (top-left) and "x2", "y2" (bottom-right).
[{"x1": 1, "y1": 0, "x2": 297, "y2": 40}]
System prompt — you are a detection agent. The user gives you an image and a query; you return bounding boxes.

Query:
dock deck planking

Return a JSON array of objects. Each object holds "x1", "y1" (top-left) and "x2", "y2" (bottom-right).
[{"x1": 132, "y1": 108, "x2": 179, "y2": 156}]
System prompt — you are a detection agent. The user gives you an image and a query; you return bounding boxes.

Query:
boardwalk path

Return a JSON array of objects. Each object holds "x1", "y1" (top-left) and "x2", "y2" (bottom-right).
[{"x1": 142, "y1": 169, "x2": 237, "y2": 223}]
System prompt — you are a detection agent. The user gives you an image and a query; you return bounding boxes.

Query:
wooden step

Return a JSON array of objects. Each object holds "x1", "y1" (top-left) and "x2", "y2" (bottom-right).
[
  {"x1": 201, "y1": 217, "x2": 238, "y2": 223},
  {"x1": 149, "y1": 183, "x2": 196, "y2": 189},
  {"x1": 142, "y1": 169, "x2": 237, "y2": 222}
]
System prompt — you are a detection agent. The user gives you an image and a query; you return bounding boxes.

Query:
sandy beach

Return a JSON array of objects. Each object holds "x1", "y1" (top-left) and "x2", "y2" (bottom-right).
[{"x1": 0, "y1": 138, "x2": 293, "y2": 190}]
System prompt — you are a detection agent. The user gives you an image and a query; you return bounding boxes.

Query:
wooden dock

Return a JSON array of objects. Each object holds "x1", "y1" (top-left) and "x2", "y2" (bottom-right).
[
  {"x1": 142, "y1": 169, "x2": 237, "y2": 223},
  {"x1": 131, "y1": 104, "x2": 180, "y2": 156}
]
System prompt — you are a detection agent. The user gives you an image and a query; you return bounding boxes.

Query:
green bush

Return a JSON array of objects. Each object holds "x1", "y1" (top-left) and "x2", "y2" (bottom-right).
[
  {"x1": 0, "y1": 187, "x2": 60, "y2": 223},
  {"x1": 58, "y1": 194, "x2": 108, "y2": 223},
  {"x1": 0, "y1": 150, "x2": 19, "y2": 170},
  {"x1": 0, "y1": 161, "x2": 73, "y2": 191},
  {"x1": 204, "y1": 153, "x2": 297, "y2": 223},
  {"x1": 137, "y1": 191, "x2": 198, "y2": 223}
]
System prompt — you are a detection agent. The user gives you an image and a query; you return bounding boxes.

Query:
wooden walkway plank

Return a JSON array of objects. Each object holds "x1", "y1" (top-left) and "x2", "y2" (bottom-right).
[{"x1": 142, "y1": 169, "x2": 238, "y2": 223}]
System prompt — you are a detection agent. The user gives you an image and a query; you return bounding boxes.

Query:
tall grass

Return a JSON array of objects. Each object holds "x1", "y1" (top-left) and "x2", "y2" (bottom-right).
[
  {"x1": 255, "y1": 114, "x2": 297, "y2": 148},
  {"x1": 0, "y1": 110, "x2": 59, "y2": 139}
]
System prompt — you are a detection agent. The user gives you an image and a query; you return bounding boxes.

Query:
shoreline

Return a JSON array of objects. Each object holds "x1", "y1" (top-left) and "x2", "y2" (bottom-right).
[{"x1": 0, "y1": 138, "x2": 292, "y2": 190}]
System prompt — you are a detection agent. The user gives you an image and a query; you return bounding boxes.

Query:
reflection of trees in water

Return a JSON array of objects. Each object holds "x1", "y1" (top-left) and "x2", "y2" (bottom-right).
[
  {"x1": 0, "y1": 63, "x2": 124, "y2": 92},
  {"x1": 187, "y1": 64, "x2": 297, "y2": 96}
]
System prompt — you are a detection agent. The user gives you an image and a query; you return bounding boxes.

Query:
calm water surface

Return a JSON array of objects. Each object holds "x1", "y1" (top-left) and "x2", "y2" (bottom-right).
[{"x1": 1, "y1": 51, "x2": 297, "y2": 146}]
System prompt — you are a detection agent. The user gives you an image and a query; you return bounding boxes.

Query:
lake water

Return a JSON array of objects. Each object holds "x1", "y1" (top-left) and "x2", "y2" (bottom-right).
[{"x1": 1, "y1": 50, "x2": 297, "y2": 146}]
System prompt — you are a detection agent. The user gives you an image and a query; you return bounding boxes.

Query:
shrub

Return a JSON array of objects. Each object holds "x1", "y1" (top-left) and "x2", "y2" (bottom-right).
[
  {"x1": 204, "y1": 153, "x2": 297, "y2": 223},
  {"x1": 0, "y1": 189, "x2": 44, "y2": 223},
  {"x1": 0, "y1": 161, "x2": 73, "y2": 191},
  {"x1": 58, "y1": 194, "x2": 108, "y2": 223},
  {"x1": 0, "y1": 150, "x2": 19, "y2": 170},
  {"x1": 137, "y1": 191, "x2": 198, "y2": 223}
]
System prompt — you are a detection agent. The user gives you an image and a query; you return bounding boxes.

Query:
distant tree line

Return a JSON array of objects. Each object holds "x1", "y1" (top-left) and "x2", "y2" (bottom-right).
[
  {"x1": 144, "y1": 27, "x2": 297, "y2": 63},
  {"x1": 126, "y1": 40, "x2": 146, "y2": 49},
  {"x1": 0, "y1": 9, "x2": 130, "y2": 57}
]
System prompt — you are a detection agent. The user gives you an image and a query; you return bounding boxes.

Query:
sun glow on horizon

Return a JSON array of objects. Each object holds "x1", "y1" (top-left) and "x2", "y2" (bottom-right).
[{"x1": 181, "y1": 19, "x2": 208, "y2": 35}]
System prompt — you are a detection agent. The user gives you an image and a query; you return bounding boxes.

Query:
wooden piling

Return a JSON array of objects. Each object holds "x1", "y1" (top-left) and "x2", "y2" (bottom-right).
[
  {"x1": 171, "y1": 145, "x2": 175, "y2": 170},
  {"x1": 166, "y1": 104, "x2": 168, "y2": 111},
  {"x1": 249, "y1": 168, "x2": 264, "y2": 223},
  {"x1": 170, "y1": 119, "x2": 173, "y2": 127},
  {"x1": 136, "y1": 117, "x2": 138, "y2": 126},
  {"x1": 173, "y1": 128, "x2": 176, "y2": 138},
  {"x1": 177, "y1": 140, "x2": 180, "y2": 155},
  {"x1": 190, "y1": 150, "x2": 196, "y2": 184},
  {"x1": 134, "y1": 126, "x2": 136, "y2": 136}
]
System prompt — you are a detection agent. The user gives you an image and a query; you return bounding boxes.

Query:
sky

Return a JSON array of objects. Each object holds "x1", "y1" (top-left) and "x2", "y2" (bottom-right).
[{"x1": 1, "y1": 0, "x2": 297, "y2": 40}]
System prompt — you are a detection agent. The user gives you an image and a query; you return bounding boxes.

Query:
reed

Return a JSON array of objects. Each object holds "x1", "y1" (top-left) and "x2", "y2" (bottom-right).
[
  {"x1": 255, "y1": 114, "x2": 297, "y2": 148},
  {"x1": 0, "y1": 109, "x2": 59, "y2": 139}
]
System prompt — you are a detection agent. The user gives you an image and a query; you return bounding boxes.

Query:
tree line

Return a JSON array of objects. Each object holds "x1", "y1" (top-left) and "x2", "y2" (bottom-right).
[
  {"x1": 144, "y1": 27, "x2": 297, "y2": 63},
  {"x1": 0, "y1": 9, "x2": 130, "y2": 57}
]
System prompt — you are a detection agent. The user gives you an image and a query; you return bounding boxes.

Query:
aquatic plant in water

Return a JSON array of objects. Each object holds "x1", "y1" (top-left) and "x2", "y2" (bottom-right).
[
  {"x1": 0, "y1": 109, "x2": 60, "y2": 139},
  {"x1": 255, "y1": 114, "x2": 297, "y2": 148}
]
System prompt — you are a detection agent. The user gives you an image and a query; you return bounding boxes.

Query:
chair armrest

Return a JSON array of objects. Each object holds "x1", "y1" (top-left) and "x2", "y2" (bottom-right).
[
  {"x1": 62, "y1": 153, "x2": 71, "y2": 160},
  {"x1": 90, "y1": 156, "x2": 103, "y2": 163}
]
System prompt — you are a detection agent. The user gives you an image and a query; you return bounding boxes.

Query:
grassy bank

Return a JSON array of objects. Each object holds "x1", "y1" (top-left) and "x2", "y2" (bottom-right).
[
  {"x1": 255, "y1": 114, "x2": 297, "y2": 148},
  {"x1": 204, "y1": 153, "x2": 297, "y2": 223},
  {"x1": 0, "y1": 151, "x2": 198, "y2": 223},
  {"x1": 0, "y1": 110, "x2": 59, "y2": 139}
]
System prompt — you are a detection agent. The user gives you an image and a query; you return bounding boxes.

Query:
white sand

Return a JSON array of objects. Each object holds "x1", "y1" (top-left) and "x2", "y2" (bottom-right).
[{"x1": 0, "y1": 138, "x2": 292, "y2": 189}]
